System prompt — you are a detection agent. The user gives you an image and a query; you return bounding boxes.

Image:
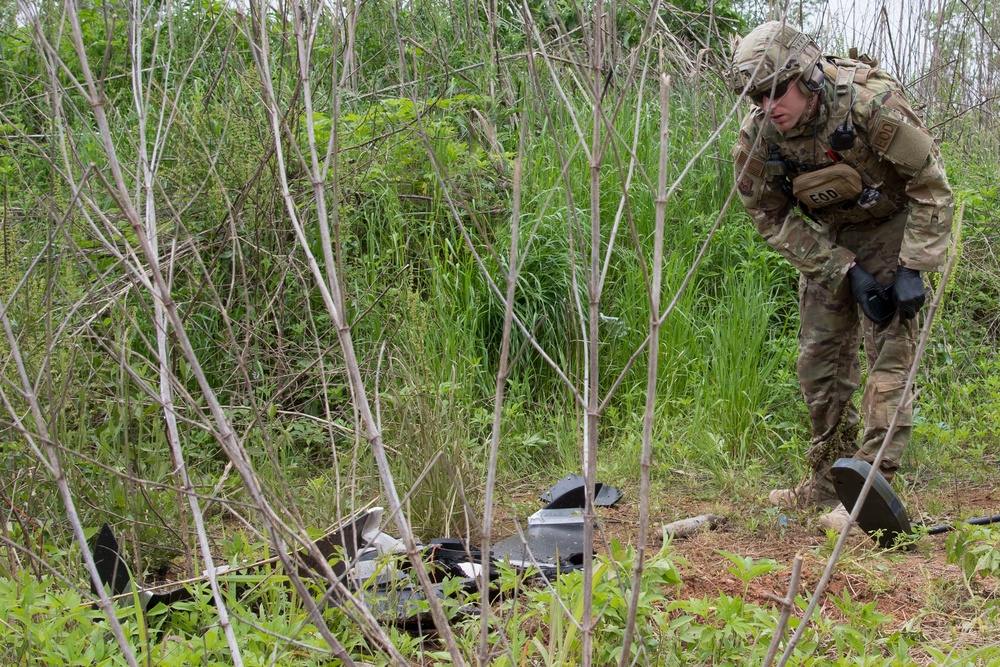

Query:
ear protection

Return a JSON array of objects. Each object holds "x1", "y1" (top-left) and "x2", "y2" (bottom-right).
[{"x1": 800, "y1": 62, "x2": 825, "y2": 93}]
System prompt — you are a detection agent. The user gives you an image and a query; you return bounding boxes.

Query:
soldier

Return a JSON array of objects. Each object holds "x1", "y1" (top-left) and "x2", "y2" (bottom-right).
[{"x1": 727, "y1": 21, "x2": 953, "y2": 531}]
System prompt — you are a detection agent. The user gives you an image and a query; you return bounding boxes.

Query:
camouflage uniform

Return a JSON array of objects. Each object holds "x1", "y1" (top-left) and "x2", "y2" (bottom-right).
[{"x1": 730, "y1": 30, "x2": 953, "y2": 490}]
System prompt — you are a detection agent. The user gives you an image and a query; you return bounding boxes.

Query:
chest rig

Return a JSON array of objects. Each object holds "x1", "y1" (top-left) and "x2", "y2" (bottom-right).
[{"x1": 764, "y1": 58, "x2": 902, "y2": 225}]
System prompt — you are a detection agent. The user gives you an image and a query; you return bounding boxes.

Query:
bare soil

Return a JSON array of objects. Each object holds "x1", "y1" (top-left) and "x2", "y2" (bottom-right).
[{"x1": 497, "y1": 471, "x2": 1000, "y2": 650}]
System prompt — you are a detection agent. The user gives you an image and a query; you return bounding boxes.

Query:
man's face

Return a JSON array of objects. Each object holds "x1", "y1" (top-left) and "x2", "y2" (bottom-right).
[{"x1": 757, "y1": 80, "x2": 813, "y2": 133}]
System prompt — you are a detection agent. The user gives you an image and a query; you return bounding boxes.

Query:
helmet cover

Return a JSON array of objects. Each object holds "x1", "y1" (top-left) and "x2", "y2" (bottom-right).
[{"x1": 728, "y1": 21, "x2": 822, "y2": 99}]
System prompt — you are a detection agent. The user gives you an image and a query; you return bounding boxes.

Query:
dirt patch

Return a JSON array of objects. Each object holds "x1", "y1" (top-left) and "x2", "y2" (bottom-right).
[{"x1": 573, "y1": 476, "x2": 1000, "y2": 645}]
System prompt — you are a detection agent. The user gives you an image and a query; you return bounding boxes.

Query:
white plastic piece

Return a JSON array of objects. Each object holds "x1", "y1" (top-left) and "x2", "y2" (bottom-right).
[
  {"x1": 456, "y1": 562, "x2": 481, "y2": 578},
  {"x1": 527, "y1": 508, "x2": 585, "y2": 526}
]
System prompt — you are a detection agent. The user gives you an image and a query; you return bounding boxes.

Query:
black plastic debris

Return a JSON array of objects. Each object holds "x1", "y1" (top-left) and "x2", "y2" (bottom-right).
[
  {"x1": 86, "y1": 475, "x2": 627, "y2": 625},
  {"x1": 831, "y1": 458, "x2": 1000, "y2": 548},
  {"x1": 87, "y1": 510, "x2": 485, "y2": 626},
  {"x1": 304, "y1": 510, "x2": 485, "y2": 626},
  {"x1": 539, "y1": 474, "x2": 623, "y2": 507},
  {"x1": 493, "y1": 478, "x2": 615, "y2": 575},
  {"x1": 88, "y1": 523, "x2": 191, "y2": 609},
  {"x1": 425, "y1": 538, "x2": 491, "y2": 581},
  {"x1": 92, "y1": 524, "x2": 129, "y2": 597}
]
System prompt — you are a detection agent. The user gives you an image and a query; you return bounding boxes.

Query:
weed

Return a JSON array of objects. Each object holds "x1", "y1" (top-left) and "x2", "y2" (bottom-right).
[
  {"x1": 946, "y1": 522, "x2": 1000, "y2": 598},
  {"x1": 718, "y1": 550, "x2": 785, "y2": 596}
]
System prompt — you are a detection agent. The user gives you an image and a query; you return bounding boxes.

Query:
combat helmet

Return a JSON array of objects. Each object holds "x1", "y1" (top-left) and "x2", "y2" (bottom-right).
[{"x1": 728, "y1": 21, "x2": 823, "y2": 100}]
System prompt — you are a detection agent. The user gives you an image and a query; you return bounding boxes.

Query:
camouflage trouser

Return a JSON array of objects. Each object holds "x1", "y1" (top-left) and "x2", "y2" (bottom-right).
[{"x1": 798, "y1": 208, "x2": 919, "y2": 484}]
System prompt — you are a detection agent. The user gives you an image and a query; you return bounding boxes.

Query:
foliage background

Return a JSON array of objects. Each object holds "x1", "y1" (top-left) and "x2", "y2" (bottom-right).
[{"x1": 1, "y1": 0, "x2": 999, "y2": 663}]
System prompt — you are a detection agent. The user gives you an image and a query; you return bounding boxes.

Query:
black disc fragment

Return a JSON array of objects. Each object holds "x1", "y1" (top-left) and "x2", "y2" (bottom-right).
[{"x1": 830, "y1": 458, "x2": 912, "y2": 549}]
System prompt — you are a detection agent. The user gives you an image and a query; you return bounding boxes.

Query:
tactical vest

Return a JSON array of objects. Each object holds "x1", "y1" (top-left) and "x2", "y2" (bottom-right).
[{"x1": 759, "y1": 55, "x2": 917, "y2": 227}]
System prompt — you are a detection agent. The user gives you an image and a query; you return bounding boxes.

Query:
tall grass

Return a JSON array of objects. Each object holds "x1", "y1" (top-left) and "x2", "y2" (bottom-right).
[{"x1": 3, "y1": 0, "x2": 997, "y2": 663}]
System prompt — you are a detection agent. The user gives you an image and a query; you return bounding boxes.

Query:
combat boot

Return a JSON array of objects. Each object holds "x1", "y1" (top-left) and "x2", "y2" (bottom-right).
[
  {"x1": 818, "y1": 504, "x2": 852, "y2": 533},
  {"x1": 768, "y1": 477, "x2": 839, "y2": 510}
]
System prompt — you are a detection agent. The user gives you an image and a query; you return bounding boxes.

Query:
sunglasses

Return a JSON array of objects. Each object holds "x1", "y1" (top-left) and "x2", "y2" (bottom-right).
[{"x1": 750, "y1": 79, "x2": 791, "y2": 106}]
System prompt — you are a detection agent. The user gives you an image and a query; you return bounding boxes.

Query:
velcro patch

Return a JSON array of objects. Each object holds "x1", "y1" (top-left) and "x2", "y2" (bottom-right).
[
  {"x1": 869, "y1": 109, "x2": 934, "y2": 172},
  {"x1": 870, "y1": 114, "x2": 898, "y2": 153},
  {"x1": 787, "y1": 31, "x2": 811, "y2": 54},
  {"x1": 791, "y1": 163, "x2": 862, "y2": 209},
  {"x1": 738, "y1": 175, "x2": 753, "y2": 195},
  {"x1": 735, "y1": 149, "x2": 765, "y2": 178}
]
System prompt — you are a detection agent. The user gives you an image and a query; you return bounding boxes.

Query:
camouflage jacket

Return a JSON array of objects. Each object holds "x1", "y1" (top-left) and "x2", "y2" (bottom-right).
[{"x1": 731, "y1": 58, "x2": 953, "y2": 291}]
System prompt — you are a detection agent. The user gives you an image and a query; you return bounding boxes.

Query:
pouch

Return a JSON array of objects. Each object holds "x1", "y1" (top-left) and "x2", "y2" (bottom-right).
[{"x1": 792, "y1": 163, "x2": 863, "y2": 209}]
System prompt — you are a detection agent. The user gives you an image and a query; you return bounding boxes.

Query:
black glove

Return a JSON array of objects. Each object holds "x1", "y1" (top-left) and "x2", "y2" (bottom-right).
[
  {"x1": 847, "y1": 263, "x2": 896, "y2": 326},
  {"x1": 894, "y1": 267, "x2": 926, "y2": 319}
]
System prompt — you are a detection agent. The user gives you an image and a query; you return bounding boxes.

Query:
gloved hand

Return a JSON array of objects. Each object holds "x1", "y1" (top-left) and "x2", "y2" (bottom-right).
[
  {"x1": 894, "y1": 267, "x2": 926, "y2": 319},
  {"x1": 847, "y1": 263, "x2": 896, "y2": 326}
]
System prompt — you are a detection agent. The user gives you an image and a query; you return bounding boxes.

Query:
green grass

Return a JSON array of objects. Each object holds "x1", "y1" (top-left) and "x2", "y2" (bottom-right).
[{"x1": 2, "y1": 1, "x2": 1000, "y2": 664}]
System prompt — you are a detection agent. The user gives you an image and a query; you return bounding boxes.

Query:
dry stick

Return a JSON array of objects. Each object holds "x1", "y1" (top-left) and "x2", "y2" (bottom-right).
[
  {"x1": 393, "y1": 17, "x2": 581, "y2": 410},
  {"x1": 598, "y1": 177, "x2": 740, "y2": 415},
  {"x1": 0, "y1": 154, "x2": 136, "y2": 665},
  {"x1": 0, "y1": 532, "x2": 86, "y2": 591},
  {"x1": 229, "y1": 611, "x2": 337, "y2": 658},
  {"x1": 130, "y1": 0, "x2": 202, "y2": 596},
  {"x1": 597, "y1": 91, "x2": 756, "y2": 413},
  {"x1": 762, "y1": 554, "x2": 804, "y2": 667},
  {"x1": 54, "y1": 0, "x2": 247, "y2": 659},
  {"x1": 478, "y1": 132, "x2": 525, "y2": 666},
  {"x1": 599, "y1": 45, "x2": 654, "y2": 298},
  {"x1": 518, "y1": 0, "x2": 593, "y2": 164},
  {"x1": 589, "y1": 48, "x2": 656, "y2": 643},
  {"x1": 517, "y1": 17, "x2": 740, "y2": 655},
  {"x1": 929, "y1": 94, "x2": 1000, "y2": 132},
  {"x1": 617, "y1": 69, "x2": 670, "y2": 667},
  {"x1": 313, "y1": 5, "x2": 474, "y2": 664},
  {"x1": 404, "y1": 13, "x2": 586, "y2": 659},
  {"x1": 60, "y1": 4, "x2": 368, "y2": 663},
  {"x1": 338, "y1": 0, "x2": 360, "y2": 92},
  {"x1": 236, "y1": 10, "x2": 408, "y2": 666},
  {"x1": 581, "y1": 0, "x2": 607, "y2": 661},
  {"x1": 535, "y1": 0, "x2": 671, "y2": 202},
  {"x1": 245, "y1": 3, "x2": 459, "y2": 662},
  {"x1": 776, "y1": 203, "x2": 965, "y2": 667}
]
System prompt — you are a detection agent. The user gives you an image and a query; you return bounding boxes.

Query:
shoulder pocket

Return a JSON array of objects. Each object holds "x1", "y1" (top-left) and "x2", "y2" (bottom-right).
[
  {"x1": 869, "y1": 108, "x2": 933, "y2": 173},
  {"x1": 733, "y1": 146, "x2": 767, "y2": 207}
]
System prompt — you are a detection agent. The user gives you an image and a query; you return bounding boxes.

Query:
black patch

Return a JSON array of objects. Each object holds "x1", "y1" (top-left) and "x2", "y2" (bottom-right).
[
  {"x1": 91, "y1": 523, "x2": 131, "y2": 597},
  {"x1": 538, "y1": 474, "x2": 623, "y2": 507}
]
